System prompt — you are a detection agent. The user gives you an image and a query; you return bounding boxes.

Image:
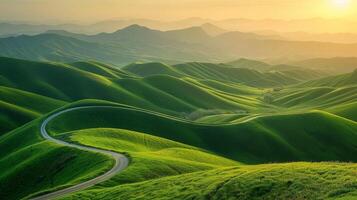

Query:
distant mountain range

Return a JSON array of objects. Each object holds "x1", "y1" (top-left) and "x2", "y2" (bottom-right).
[
  {"x1": 2, "y1": 18, "x2": 357, "y2": 35},
  {"x1": 2, "y1": 24, "x2": 357, "y2": 67}
]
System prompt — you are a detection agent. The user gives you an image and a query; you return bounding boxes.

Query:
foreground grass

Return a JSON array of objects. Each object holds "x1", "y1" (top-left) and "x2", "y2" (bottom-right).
[
  {"x1": 0, "y1": 118, "x2": 113, "y2": 200},
  {"x1": 57, "y1": 128, "x2": 238, "y2": 187},
  {"x1": 63, "y1": 162, "x2": 357, "y2": 200}
]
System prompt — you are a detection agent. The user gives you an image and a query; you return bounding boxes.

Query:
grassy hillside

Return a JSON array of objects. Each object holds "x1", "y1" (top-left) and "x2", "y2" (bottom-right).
[
  {"x1": 0, "y1": 118, "x2": 113, "y2": 200},
  {"x1": 47, "y1": 101, "x2": 357, "y2": 164},
  {"x1": 327, "y1": 102, "x2": 357, "y2": 122},
  {"x1": 124, "y1": 62, "x2": 325, "y2": 87},
  {"x1": 1, "y1": 56, "x2": 356, "y2": 200},
  {"x1": 270, "y1": 70, "x2": 357, "y2": 121},
  {"x1": 0, "y1": 57, "x2": 267, "y2": 116},
  {"x1": 63, "y1": 162, "x2": 357, "y2": 200},
  {"x1": 0, "y1": 101, "x2": 238, "y2": 199},
  {"x1": 0, "y1": 86, "x2": 65, "y2": 135},
  {"x1": 298, "y1": 70, "x2": 357, "y2": 87},
  {"x1": 57, "y1": 128, "x2": 238, "y2": 187}
]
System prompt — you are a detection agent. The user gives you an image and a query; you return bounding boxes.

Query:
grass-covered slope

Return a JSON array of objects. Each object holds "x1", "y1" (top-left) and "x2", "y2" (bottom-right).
[
  {"x1": 124, "y1": 62, "x2": 325, "y2": 87},
  {"x1": 0, "y1": 101, "x2": 238, "y2": 199},
  {"x1": 270, "y1": 70, "x2": 357, "y2": 121},
  {"x1": 57, "y1": 128, "x2": 238, "y2": 187},
  {"x1": 327, "y1": 102, "x2": 357, "y2": 122},
  {"x1": 63, "y1": 162, "x2": 357, "y2": 200},
  {"x1": 272, "y1": 86, "x2": 357, "y2": 109},
  {"x1": 0, "y1": 57, "x2": 265, "y2": 115},
  {"x1": 122, "y1": 62, "x2": 184, "y2": 77},
  {"x1": 0, "y1": 86, "x2": 65, "y2": 135},
  {"x1": 47, "y1": 101, "x2": 357, "y2": 164},
  {"x1": 0, "y1": 118, "x2": 113, "y2": 200},
  {"x1": 298, "y1": 69, "x2": 357, "y2": 87}
]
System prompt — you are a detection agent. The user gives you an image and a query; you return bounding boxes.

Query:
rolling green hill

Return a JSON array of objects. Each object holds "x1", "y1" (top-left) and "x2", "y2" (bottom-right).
[
  {"x1": 0, "y1": 57, "x2": 266, "y2": 116},
  {"x1": 47, "y1": 101, "x2": 357, "y2": 164},
  {"x1": 124, "y1": 62, "x2": 325, "y2": 87},
  {"x1": 0, "y1": 101, "x2": 239, "y2": 199},
  {"x1": 296, "y1": 69, "x2": 357, "y2": 88},
  {"x1": 64, "y1": 162, "x2": 357, "y2": 200},
  {"x1": 0, "y1": 86, "x2": 65, "y2": 135},
  {"x1": 0, "y1": 56, "x2": 356, "y2": 200}
]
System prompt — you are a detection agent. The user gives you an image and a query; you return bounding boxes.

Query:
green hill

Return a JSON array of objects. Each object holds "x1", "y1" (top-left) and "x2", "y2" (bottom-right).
[
  {"x1": 0, "y1": 56, "x2": 356, "y2": 200},
  {"x1": 124, "y1": 62, "x2": 324, "y2": 87},
  {"x1": 299, "y1": 70, "x2": 357, "y2": 87},
  {"x1": 64, "y1": 162, "x2": 357, "y2": 200},
  {"x1": 122, "y1": 62, "x2": 184, "y2": 77},
  {"x1": 327, "y1": 102, "x2": 357, "y2": 122},
  {"x1": 0, "y1": 101, "x2": 238, "y2": 200},
  {"x1": 47, "y1": 101, "x2": 357, "y2": 164},
  {"x1": 0, "y1": 86, "x2": 65, "y2": 135},
  {"x1": 0, "y1": 57, "x2": 264, "y2": 116}
]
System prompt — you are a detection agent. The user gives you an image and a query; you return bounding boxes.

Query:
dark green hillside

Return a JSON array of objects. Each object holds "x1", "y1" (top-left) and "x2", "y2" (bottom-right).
[
  {"x1": 125, "y1": 61, "x2": 299, "y2": 87},
  {"x1": 0, "y1": 101, "x2": 238, "y2": 199},
  {"x1": 0, "y1": 118, "x2": 113, "y2": 200},
  {"x1": 0, "y1": 56, "x2": 356, "y2": 200},
  {"x1": 0, "y1": 34, "x2": 136, "y2": 64},
  {"x1": 70, "y1": 61, "x2": 132, "y2": 78},
  {"x1": 327, "y1": 102, "x2": 357, "y2": 122},
  {"x1": 0, "y1": 57, "x2": 266, "y2": 115},
  {"x1": 0, "y1": 86, "x2": 65, "y2": 135},
  {"x1": 47, "y1": 101, "x2": 357, "y2": 164},
  {"x1": 122, "y1": 62, "x2": 184, "y2": 77}
]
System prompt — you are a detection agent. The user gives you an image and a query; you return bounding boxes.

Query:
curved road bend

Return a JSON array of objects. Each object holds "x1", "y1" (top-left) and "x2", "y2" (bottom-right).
[{"x1": 31, "y1": 106, "x2": 130, "y2": 200}]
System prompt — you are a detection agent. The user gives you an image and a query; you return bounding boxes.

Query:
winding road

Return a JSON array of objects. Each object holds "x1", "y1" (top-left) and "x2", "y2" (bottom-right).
[{"x1": 31, "y1": 107, "x2": 130, "y2": 200}]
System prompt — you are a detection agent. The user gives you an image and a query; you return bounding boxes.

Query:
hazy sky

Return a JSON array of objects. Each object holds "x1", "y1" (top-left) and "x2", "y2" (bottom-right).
[{"x1": 1, "y1": 0, "x2": 357, "y2": 23}]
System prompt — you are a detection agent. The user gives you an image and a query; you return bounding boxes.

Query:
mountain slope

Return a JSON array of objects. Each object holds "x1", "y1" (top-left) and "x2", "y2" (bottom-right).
[{"x1": 3, "y1": 25, "x2": 357, "y2": 65}]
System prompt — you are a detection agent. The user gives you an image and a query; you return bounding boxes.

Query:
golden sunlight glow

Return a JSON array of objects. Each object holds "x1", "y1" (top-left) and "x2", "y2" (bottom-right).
[{"x1": 332, "y1": 0, "x2": 350, "y2": 8}]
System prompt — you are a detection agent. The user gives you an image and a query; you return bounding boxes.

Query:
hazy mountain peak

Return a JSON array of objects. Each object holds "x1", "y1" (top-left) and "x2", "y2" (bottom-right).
[
  {"x1": 200, "y1": 23, "x2": 227, "y2": 36},
  {"x1": 117, "y1": 24, "x2": 154, "y2": 33}
]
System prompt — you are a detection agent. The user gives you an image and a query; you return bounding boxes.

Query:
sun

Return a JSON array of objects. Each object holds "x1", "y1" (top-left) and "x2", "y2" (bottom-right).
[{"x1": 332, "y1": 0, "x2": 350, "y2": 8}]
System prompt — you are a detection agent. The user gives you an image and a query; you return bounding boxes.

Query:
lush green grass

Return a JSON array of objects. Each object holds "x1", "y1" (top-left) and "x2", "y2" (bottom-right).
[
  {"x1": 0, "y1": 57, "x2": 268, "y2": 116},
  {"x1": 124, "y1": 62, "x2": 326, "y2": 87},
  {"x1": 57, "y1": 128, "x2": 238, "y2": 187},
  {"x1": 298, "y1": 69, "x2": 357, "y2": 87},
  {"x1": 0, "y1": 118, "x2": 113, "y2": 200},
  {"x1": 0, "y1": 86, "x2": 66, "y2": 135},
  {"x1": 63, "y1": 162, "x2": 357, "y2": 200},
  {"x1": 1, "y1": 56, "x2": 356, "y2": 200},
  {"x1": 327, "y1": 102, "x2": 357, "y2": 122},
  {"x1": 47, "y1": 101, "x2": 357, "y2": 164},
  {"x1": 272, "y1": 86, "x2": 357, "y2": 109}
]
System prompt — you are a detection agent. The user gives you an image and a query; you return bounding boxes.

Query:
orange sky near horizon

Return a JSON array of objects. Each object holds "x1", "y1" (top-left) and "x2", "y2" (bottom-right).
[{"x1": 0, "y1": 0, "x2": 356, "y2": 23}]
